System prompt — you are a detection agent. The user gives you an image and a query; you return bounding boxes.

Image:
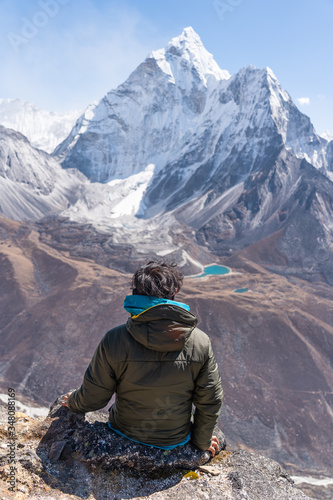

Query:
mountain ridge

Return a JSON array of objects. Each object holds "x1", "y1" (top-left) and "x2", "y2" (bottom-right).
[
  {"x1": 0, "y1": 125, "x2": 87, "y2": 221},
  {"x1": 0, "y1": 98, "x2": 81, "y2": 154}
]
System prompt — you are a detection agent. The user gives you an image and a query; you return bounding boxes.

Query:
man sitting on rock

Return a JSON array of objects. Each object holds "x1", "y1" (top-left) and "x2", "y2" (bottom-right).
[{"x1": 62, "y1": 260, "x2": 223, "y2": 456}]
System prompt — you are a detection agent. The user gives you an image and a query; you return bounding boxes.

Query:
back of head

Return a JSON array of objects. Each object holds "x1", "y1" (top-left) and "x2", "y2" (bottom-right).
[{"x1": 132, "y1": 260, "x2": 184, "y2": 299}]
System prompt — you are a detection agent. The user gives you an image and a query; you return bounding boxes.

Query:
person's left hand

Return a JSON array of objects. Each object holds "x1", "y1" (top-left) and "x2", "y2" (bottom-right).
[{"x1": 61, "y1": 392, "x2": 72, "y2": 408}]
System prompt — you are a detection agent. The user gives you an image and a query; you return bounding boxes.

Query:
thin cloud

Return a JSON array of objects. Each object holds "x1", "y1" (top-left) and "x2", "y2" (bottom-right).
[
  {"x1": 297, "y1": 97, "x2": 310, "y2": 106},
  {"x1": 0, "y1": 1, "x2": 166, "y2": 112}
]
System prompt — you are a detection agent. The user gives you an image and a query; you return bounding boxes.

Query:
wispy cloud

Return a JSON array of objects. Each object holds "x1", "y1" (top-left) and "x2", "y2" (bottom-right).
[
  {"x1": 0, "y1": 1, "x2": 165, "y2": 112},
  {"x1": 297, "y1": 97, "x2": 310, "y2": 106}
]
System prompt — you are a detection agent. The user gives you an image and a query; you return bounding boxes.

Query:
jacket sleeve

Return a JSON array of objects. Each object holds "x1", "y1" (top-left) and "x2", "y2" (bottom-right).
[
  {"x1": 67, "y1": 333, "x2": 116, "y2": 413},
  {"x1": 191, "y1": 340, "x2": 223, "y2": 450}
]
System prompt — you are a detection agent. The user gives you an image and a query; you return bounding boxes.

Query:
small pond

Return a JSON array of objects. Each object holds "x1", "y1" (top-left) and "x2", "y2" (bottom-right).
[
  {"x1": 233, "y1": 288, "x2": 249, "y2": 293},
  {"x1": 193, "y1": 264, "x2": 230, "y2": 278}
]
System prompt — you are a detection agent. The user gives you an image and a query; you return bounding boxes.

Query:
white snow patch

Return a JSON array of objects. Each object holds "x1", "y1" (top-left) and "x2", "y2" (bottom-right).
[
  {"x1": 320, "y1": 130, "x2": 333, "y2": 142},
  {"x1": 108, "y1": 164, "x2": 155, "y2": 218},
  {"x1": 180, "y1": 250, "x2": 204, "y2": 272},
  {"x1": 291, "y1": 475, "x2": 333, "y2": 487},
  {"x1": 155, "y1": 249, "x2": 175, "y2": 256},
  {"x1": 150, "y1": 49, "x2": 175, "y2": 84},
  {"x1": 0, "y1": 393, "x2": 49, "y2": 418},
  {"x1": 326, "y1": 171, "x2": 333, "y2": 182}
]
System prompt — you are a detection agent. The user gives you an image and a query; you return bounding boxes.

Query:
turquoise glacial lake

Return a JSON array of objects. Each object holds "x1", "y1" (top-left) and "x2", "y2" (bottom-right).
[
  {"x1": 194, "y1": 264, "x2": 230, "y2": 278},
  {"x1": 233, "y1": 288, "x2": 249, "y2": 293}
]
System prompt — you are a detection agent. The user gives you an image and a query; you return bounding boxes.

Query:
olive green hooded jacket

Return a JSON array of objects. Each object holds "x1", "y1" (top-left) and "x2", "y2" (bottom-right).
[{"x1": 67, "y1": 303, "x2": 223, "y2": 450}]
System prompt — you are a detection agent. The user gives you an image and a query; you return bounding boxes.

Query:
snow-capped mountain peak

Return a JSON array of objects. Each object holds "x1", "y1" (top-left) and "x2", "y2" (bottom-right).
[
  {"x1": 0, "y1": 98, "x2": 81, "y2": 153},
  {"x1": 54, "y1": 26, "x2": 333, "y2": 192},
  {"x1": 149, "y1": 26, "x2": 230, "y2": 87},
  {"x1": 265, "y1": 66, "x2": 290, "y2": 104},
  {"x1": 171, "y1": 26, "x2": 202, "y2": 46},
  {"x1": 250, "y1": 66, "x2": 329, "y2": 171}
]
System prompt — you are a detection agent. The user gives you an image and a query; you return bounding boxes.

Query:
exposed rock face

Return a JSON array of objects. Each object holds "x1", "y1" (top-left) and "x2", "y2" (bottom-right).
[
  {"x1": 45, "y1": 395, "x2": 226, "y2": 471},
  {"x1": 192, "y1": 150, "x2": 333, "y2": 285},
  {"x1": 0, "y1": 404, "x2": 311, "y2": 499},
  {"x1": 0, "y1": 125, "x2": 86, "y2": 221}
]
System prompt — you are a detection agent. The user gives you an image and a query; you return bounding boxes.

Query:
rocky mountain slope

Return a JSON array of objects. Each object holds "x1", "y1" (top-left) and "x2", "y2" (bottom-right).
[
  {"x1": 0, "y1": 125, "x2": 88, "y2": 221},
  {"x1": 191, "y1": 149, "x2": 333, "y2": 284},
  {"x1": 0, "y1": 98, "x2": 81, "y2": 153}
]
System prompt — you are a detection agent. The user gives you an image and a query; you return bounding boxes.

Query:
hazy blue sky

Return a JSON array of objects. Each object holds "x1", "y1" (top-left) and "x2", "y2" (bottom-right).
[{"x1": 0, "y1": 0, "x2": 332, "y2": 134}]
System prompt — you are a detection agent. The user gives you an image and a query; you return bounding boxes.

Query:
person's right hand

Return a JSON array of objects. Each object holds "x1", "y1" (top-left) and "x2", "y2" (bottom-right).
[
  {"x1": 208, "y1": 435, "x2": 219, "y2": 456},
  {"x1": 61, "y1": 392, "x2": 72, "y2": 408}
]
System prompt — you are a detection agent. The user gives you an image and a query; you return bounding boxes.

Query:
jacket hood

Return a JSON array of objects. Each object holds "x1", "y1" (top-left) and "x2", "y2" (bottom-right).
[{"x1": 126, "y1": 304, "x2": 197, "y2": 352}]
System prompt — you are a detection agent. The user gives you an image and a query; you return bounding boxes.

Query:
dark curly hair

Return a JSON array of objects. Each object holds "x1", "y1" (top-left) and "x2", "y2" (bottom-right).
[{"x1": 132, "y1": 260, "x2": 184, "y2": 299}]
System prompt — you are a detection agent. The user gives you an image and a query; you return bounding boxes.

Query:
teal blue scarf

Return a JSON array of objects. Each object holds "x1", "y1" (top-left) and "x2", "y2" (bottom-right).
[{"x1": 124, "y1": 295, "x2": 190, "y2": 317}]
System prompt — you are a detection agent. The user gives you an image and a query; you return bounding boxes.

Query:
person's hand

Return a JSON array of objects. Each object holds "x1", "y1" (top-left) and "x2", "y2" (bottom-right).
[
  {"x1": 208, "y1": 435, "x2": 219, "y2": 456},
  {"x1": 61, "y1": 392, "x2": 72, "y2": 408}
]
